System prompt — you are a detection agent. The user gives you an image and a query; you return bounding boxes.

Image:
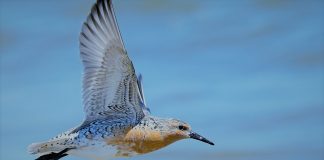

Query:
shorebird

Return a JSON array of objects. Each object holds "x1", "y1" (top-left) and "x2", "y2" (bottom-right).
[{"x1": 27, "y1": 0, "x2": 214, "y2": 159}]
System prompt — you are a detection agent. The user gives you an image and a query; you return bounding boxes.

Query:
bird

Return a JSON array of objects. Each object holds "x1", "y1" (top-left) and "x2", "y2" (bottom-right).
[{"x1": 27, "y1": 0, "x2": 214, "y2": 160}]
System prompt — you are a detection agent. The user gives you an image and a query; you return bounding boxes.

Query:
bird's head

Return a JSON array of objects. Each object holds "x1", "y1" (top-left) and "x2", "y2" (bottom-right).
[{"x1": 163, "y1": 118, "x2": 214, "y2": 146}]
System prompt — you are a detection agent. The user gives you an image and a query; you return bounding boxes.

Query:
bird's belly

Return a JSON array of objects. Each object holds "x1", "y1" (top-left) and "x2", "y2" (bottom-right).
[{"x1": 67, "y1": 143, "x2": 121, "y2": 160}]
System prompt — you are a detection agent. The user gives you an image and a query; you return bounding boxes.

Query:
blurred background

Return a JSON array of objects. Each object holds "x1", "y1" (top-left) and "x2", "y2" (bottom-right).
[{"x1": 0, "y1": 0, "x2": 323, "y2": 160}]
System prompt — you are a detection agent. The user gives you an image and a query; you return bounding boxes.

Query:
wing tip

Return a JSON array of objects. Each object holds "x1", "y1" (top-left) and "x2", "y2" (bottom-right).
[{"x1": 96, "y1": 0, "x2": 113, "y2": 11}]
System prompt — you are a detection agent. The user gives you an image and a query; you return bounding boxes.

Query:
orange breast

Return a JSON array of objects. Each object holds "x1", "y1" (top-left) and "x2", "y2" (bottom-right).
[{"x1": 107, "y1": 127, "x2": 184, "y2": 155}]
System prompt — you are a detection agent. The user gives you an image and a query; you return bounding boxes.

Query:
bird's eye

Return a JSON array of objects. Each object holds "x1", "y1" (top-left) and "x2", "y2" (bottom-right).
[{"x1": 178, "y1": 125, "x2": 188, "y2": 131}]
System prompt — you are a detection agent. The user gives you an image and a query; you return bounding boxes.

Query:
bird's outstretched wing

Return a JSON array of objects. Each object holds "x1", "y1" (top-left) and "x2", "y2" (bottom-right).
[{"x1": 80, "y1": 0, "x2": 145, "y2": 124}]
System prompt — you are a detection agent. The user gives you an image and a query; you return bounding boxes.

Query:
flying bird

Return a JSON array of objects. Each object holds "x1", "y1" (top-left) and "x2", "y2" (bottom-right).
[{"x1": 27, "y1": 0, "x2": 214, "y2": 159}]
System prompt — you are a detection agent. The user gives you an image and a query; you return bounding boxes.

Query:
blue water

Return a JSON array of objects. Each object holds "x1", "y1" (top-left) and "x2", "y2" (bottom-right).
[{"x1": 1, "y1": 0, "x2": 323, "y2": 160}]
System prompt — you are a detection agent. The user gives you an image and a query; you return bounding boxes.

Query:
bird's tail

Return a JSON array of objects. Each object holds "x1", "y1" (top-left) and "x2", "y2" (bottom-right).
[
  {"x1": 27, "y1": 138, "x2": 73, "y2": 153},
  {"x1": 27, "y1": 140, "x2": 61, "y2": 155},
  {"x1": 28, "y1": 129, "x2": 77, "y2": 159},
  {"x1": 27, "y1": 140, "x2": 72, "y2": 160}
]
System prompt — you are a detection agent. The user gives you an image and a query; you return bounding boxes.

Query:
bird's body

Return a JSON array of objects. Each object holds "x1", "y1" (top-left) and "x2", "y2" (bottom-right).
[{"x1": 27, "y1": 0, "x2": 214, "y2": 160}]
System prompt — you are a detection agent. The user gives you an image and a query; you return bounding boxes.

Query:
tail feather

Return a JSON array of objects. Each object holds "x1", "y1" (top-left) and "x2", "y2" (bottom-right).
[
  {"x1": 28, "y1": 128, "x2": 77, "y2": 155},
  {"x1": 27, "y1": 139, "x2": 71, "y2": 155},
  {"x1": 27, "y1": 142, "x2": 47, "y2": 155}
]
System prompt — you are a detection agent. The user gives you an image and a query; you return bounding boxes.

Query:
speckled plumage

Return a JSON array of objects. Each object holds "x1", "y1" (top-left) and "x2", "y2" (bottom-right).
[{"x1": 27, "y1": 0, "x2": 214, "y2": 160}]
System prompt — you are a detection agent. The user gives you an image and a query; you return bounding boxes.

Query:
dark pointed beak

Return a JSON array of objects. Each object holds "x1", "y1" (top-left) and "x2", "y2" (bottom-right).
[{"x1": 189, "y1": 132, "x2": 214, "y2": 145}]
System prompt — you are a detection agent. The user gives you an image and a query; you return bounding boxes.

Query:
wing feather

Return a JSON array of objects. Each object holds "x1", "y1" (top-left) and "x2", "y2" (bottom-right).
[{"x1": 80, "y1": 0, "x2": 145, "y2": 124}]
